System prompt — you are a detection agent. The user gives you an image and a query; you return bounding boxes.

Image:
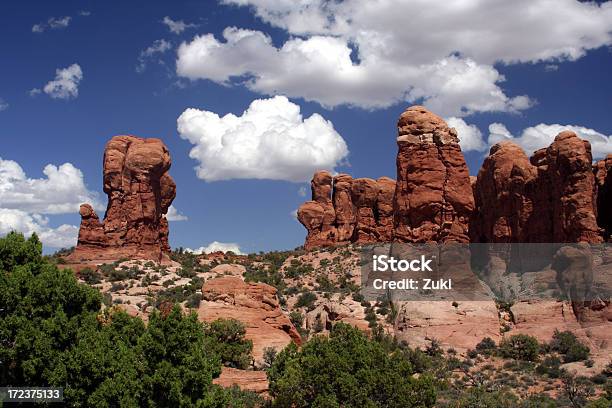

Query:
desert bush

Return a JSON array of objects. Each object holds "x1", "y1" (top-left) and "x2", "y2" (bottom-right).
[
  {"x1": 295, "y1": 290, "x2": 317, "y2": 310},
  {"x1": 499, "y1": 334, "x2": 540, "y2": 361},
  {"x1": 79, "y1": 267, "x2": 101, "y2": 284},
  {"x1": 550, "y1": 329, "x2": 590, "y2": 363},
  {"x1": 267, "y1": 323, "x2": 436, "y2": 407}
]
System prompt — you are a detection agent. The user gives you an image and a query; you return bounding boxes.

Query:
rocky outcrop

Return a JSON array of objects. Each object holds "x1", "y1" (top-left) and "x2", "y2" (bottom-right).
[
  {"x1": 297, "y1": 172, "x2": 396, "y2": 249},
  {"x1": 393, "y1": 106, "x2": 474, "y2": 243},
  {"x1": 594, "y1": 154, "x2": 612, "y2": 240},
  {"x1": 69, "y1": 136, "x2": 176, "y2": 263},
  {"x1": 213, "y1": 367, "x2": 268, "y2": 395},
  {"x1": 198, "y1": 276, "x2": 301, "y2": 366},
  {"x1": 472, "y1": 132, "x2": 602, "y2": 243}
]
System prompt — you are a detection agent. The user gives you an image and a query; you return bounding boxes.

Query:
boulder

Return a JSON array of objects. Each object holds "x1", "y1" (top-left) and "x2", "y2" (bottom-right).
[{"x1": 198, "y1": 276, "x2": 301, "y2": 366}]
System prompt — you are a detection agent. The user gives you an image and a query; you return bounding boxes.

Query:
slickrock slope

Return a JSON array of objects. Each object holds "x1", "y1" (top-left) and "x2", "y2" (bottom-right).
[
  {"x1": 594, "y1": 154, "x2": 612, "y2": 240},
  {"x1": 69, "y1": 136, "x2": 176, "y2": 263},
  {"x1": 198, "y1": 276, "x2": 301, "y2": 365},
  {"x1": 213, "y1": 367, "x2": 268, "y2": 395},
  {"x1": 394, "y1": 106, "x2": 474, "y2": 243},
  {"x1": 297, "y1": 172, "x2": 397, "y2": 249}
]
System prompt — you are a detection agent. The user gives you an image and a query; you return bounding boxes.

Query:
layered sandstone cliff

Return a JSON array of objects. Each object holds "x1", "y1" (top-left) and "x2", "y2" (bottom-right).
[{"x1": 69, "y1": 135, "x2": 176, "y2": 263}]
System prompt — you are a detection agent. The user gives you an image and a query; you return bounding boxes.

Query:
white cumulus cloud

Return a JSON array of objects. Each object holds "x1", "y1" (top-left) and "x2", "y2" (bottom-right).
[
  {"x1": 177, "y1": 0, "x2": 612, "y2": 115},
  {"x1": 166, "y1": 205, "x2": 188, "y2": 221},
  {"x1": 0, "y1": 98, "x2": 7, "y2": 111},
  {"x1": 177, "y1": 95, "x2": 349, "y2": 182},
  {"x1": 487, "y1": 123, "x2": 612, "y2": 159},
  {"x1": 42, "y1": 64, "x2": 83, "y2": 100},
  {"x1": 162, "y1": 16, "x2": 197, "y2": 34},
  {"x1": 185, "y1": 241, "x2": 243, "y2": 254},
  {"x1": 0, "y1": 158, "x2": 99, "y2": 249},
  {"x1": 0, "y1": 209, "x2": 78, "y2": 249},
  {"x1": 446, "y1": 117, "x2": 487, "y2": 152},
  {"x1": 0, "y1": 158, "x2": 100, "y2": 214}
]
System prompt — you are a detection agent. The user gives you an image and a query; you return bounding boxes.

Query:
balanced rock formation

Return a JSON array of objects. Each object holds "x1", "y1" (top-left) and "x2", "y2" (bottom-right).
[
  {"x1": 594, "y1": 154, "x2": 612, "y2": 240},
  {"x1": 198, "y1": 276, "x2": 301, "y2": 366},
  {"x1": 297, "y1": 172, "x2": 396, "y2": 249},
  {"x1": 472, "y1": 132, "x2": 602, "y2": 243},
  {"x1": 69, "y1": 135, "x2": 176, "y2": 263},
  {"x1": 393, "y1": 106, "x2": 474, "y2": 243}
]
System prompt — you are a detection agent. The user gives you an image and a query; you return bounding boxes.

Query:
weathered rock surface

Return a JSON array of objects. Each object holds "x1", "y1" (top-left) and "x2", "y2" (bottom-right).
[
  {"x1": 69, "y1": 135, "x2": 176, "y2": 263},
  {"x1": 594, "y1": 154, "x2": 612, "y2": 240},
  {"x1": 213, "y1": 367, "x2": 268, "y2": 395},
  {"x1": 198, "y1": 276, "x2": 301, "y2": 365},
  {"x1": 474, "y1": 134, "x2": 608, "y2": 224},
  {"x1": 393, "y1": 106, "x2": 474, "y2": 243},
  {"x1": 297, "y1": 172, "x2": 396, "y2": 249},
  {"x1": 394, "y1": 301, "x2": 501, "y2": 351}
]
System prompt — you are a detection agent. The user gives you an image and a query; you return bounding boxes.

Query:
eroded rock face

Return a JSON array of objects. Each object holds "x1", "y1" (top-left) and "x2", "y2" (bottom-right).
[
  {"x1": 213, "y1": 367, "x2": 268, "y2": 395},
  {"x1": 393, "y1": 106, "x2": 474, "y2": 243},
  {"x1": 70, "y1": 135, "x2": 176, "y2": 263},
  {"x1": 198, "y1": 276, "x2": 301, "y2": 366},
  {"x1": 297, "y1": 172, "x2": 397, "y2": 248},
  {"x1": 472, "y1": 132, "x2": 602, "y2": 243},
  {"x1": 594, "y1": 154, "x2": 612, "y2": 240}
]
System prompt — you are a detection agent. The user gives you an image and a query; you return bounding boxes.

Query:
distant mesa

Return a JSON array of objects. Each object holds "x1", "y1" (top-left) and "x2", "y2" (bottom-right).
[
  {"x1": 67, "y1": 135, "x2": 176, "y2": 264},
  {"x1": 298, "y1": 105, "x2": 611, "y2": 247}
]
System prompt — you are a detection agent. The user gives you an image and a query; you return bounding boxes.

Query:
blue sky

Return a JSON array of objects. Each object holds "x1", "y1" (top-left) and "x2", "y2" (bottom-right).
[{"x1": 0, "y1": 0, "x2": 611, "y2": 254}]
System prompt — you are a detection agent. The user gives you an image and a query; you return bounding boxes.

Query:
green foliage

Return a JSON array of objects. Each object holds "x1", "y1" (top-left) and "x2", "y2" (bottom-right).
[
  {"x1": 79, "y1": 267, "x2": 102, "y2": 284},
  {"x1": 284, "y1": 259, "x2": 313, "y2": 279},
  {"x1": 295, "y1": 290, "x2": 317, "y2": 310},
  {"x1": 205, "y1": 318, "x2": 253, "y2": 369},
  {"x1": 267, "y1": 323, "x2": 436, "y2": 408},
  {"x1": 0, "y1": 232, "x2": 260, "y2": 406},
  {"x1": 536, "y1": 355, "x2": 564, "y2": 378},
  {"x1": 550, "y1": 329, "x2": 590, "y2": 363},
  {"x1": 447, "y1": 387, "x2": 519, "y2": 408},
  {"x1": 499, "y1": 334, "x2": 540, "y2": 362},
  {"x1": 289, "y1": 310, "x2": 304, "y2": 328},
  {"x1": 475, "y1": 337, "x2": 497, "y2": 356}
]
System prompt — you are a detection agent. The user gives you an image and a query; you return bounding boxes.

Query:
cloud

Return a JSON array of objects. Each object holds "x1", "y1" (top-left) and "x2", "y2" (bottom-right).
[
  {"x1": 0, "y1": 158, "x2": 99, "y2": 249},
  {"x1": 0, "y1": 209, "x2": 78, "y2": 249},
  {"x1": 487, "y1": 123, "x2": 612, "y2": 159},
  {"x1": 166, "y1": 205, "x2": 188, "y2": 221},
  {"x1": 177, "y1": 95, "x2": 349, "y2": 182},
  {"x1": 177, "y1": 0, "x2": 612, "y2": 115},
  {"x1": 28, "y1": 88, "x2": 42, "y2": 97},
  {"x1": 0, "y1": 98, "x2": 7, "y2": 111},
  {"x1": 185, "y1": 241, "x2": 243, "y2": 254},
  {"x1": 136, "y1": 39, "x2": 172, "y2": 72},
  {"x1": 0, "y1": 158, "x2": 100, "y2": 214},
  {"x1": 79, "y1": 11, "x2": 91, "y2": 17},
  {"x1": 162, "y1": 16, "x2": 196, "y2": 34},
  {"x1": 446, "y1": 117, "x2": 487, "y2": 152},
  {"x1": 42, "y1": 64, "x2": 83, "y2": 100},
  {"x1": 32, "y1": 16, "x2": 71, "y2": 33}
]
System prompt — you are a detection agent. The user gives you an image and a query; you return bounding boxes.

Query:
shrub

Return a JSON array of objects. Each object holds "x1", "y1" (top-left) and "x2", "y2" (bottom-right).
[
  {"x1": 295, "y1": 291, "x2": 317, "y2": 310},
  {"x1": 550, "y1": 330, "x2": 590, "y2": 362},
  {"x1": 499, "y1": 334, "x2": 540, "y2": 361},
  {"x1": 79, "y1": 267, "x2": 101, "y2": 284},
  {"x1": 536, "y1": 355, "x2": 564, "y2": 378},
  {"x1": 267, "y1": 323, "x2": 436, "y2": 407},
  {"x1": 289, "y1": 311, "x2": 304, "y2": 328},
  {"x1": 475, "y1": 337, "x2": 497, "y2": 356},
  {"x1": 205, "y1": 318, "x2": 253, "y2": 369}
]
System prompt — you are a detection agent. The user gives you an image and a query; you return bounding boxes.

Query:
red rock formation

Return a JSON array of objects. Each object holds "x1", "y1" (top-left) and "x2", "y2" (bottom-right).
[
  {"x1": 298, "y1": 173, "x2": 397, "y2": 248},
  {"x1": 351, "y1": 178, "x2": 379, "y2": 243},
  {"x1": 393, "y1": 106, "x2": 474, "y2": 243},
  {"x1": 69, "y1": 135, "x2": 176, "y2": 263},
  {"x1": 375, "y1": 177, "x2": 395, "y2": 242},
  {"x1": 332, "y1": 174, "x2": 355, "y2": 242},
  {"x1": 213, "y1": 367, "x2": 268, "y2": 395},
  {"x1": 198, "y1": 276, "x2": 301, "y2": 365},
  {"x1": 473, "y1": 132, "x2": 602, "y2": 243},
  {"x1": 594, "y1": 154, "x2": 612, "y2": 240},
  {"x1": 297, "y1": 171, "x2": 336, "y2": 249}
]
